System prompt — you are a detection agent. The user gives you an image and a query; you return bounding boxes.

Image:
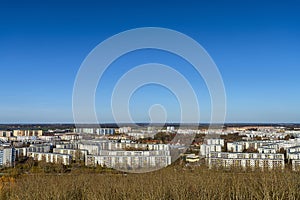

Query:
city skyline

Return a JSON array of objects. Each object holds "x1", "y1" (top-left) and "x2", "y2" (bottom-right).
[{"x1": 1, "y1": 0, "x2": 300, "y2": 123}]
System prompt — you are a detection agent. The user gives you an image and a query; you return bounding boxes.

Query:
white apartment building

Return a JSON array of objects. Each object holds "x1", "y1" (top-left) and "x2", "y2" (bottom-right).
[
  {"x1": 38, "y1": 135, "x2": 59, "y2": 141},
  {"x1": 118, "y1": 127, "x2": 132, "y2": 134},
  {"x1": 56, "y1": 143, "x2": 76, "y2": 149},
  {"x1": 227, "y1": 140, "x2": 282, "y2": 152},
  {"x1": 74, "y1": 128, "x2": 115, "y2": 135},
  {"x1": 287, "y1": 146, "x2": 300, "y2": 159},
  {"x1": 208, "y1": 152, "x2": 284, "y2": 170},
  {"x1": 28, "y1": 152, "x2": 71, "y2": 165},
  {"x1": 200, "y1": 138, "x2": 224, "y2": 157},
  {"x1": 77, "y1": 140, "x2": 172, "y2": 170},
  {"x1": 78, "y1": 140, "x2": 170, "y2": 155},
  {"x1": 205, "y1": 138, "x2": 225, "y2": 146},
  {"x1": 0, "y1": 146, "x2": 15, "y2": 167},
  {"x1": 77, "y1": 141, "x2": 105, "y2": 155},
  {"x1": 15, "y1": 147, "x2": 28, "y2": 158},
  {"x1": 53, "y1": 148, "x2": 88, "y2": 161},
  {"x1": 166, "y1": 126, "x2": 175, "y2": 132},
  {"x1": 286, "y1": 146, "x2": 300, "y2": 171},
  {"x1": 15, "y1": 144, "x2": 51, "y2": 159},
  {"x1": 258, "y1": 147, "x2": 277, "y2": 154},
  {"x1": 288, "y1": 152, "x2": 300, "y2": 160},
  {"x1": 127, "y1": 132, "x2": 156, "y2": 139},
  {"x1": 86, "y1": 150, "x2": 171, "y2": 171},
  {"x1": 200, "y1": 144, "x2": 222, "y2": 157},
  {"x1": 227, "y1": 142, "x2": 244, "y2": 152},
  {"x1": 285, "y1": 146, "x2": 300, "y2": 171},
  {"x1": 59, "y1": 133, "x2": 82, "y2": 141},
  {"x1": 292, "y1": 160, "x2": 300, "y2": 171},
  {"x1": 0, "y1": 131, "x2": 13, "y2": 138},
  {"x1": 28, "y1": 144, "x2": 51, "y2": 153}
]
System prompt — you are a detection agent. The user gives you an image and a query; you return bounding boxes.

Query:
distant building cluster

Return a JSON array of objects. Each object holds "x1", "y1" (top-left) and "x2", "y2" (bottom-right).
[
  {"x1": 0, "y1": 128, "x2": 174, "y2": 171},
  {"x1": 0, "y1": 125, "x2": 300, "y2": 172}
]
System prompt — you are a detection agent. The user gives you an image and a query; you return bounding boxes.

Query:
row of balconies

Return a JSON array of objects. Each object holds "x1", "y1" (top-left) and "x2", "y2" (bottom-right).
[{"x1": 209, "y1": 152, "x2": 284, "y2": 160}]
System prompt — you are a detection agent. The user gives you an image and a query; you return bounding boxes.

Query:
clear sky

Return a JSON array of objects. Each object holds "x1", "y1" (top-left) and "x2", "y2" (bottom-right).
[{"x1": 0, "y1": 0, "x2": 299, "y2": 123}]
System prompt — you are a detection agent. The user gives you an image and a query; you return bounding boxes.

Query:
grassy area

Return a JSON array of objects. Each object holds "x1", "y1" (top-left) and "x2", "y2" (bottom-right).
[{"x1": 0, "y1": 163, "x2": 300, "y2": 200}]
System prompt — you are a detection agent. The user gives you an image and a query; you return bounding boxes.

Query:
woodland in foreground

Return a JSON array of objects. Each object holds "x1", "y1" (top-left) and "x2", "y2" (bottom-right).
[{"x1": 0, "y1": 161, "x2": 299, "y2": 200}]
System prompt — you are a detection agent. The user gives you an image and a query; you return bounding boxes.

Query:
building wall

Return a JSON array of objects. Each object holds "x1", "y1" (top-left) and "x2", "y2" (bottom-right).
[
  {"x1": 200, "y1": 144, "x2": 222, "y2": 157},
  {"x1": 292, "y1": 160, "x2": 300, "y2": 171},
  {"x1": 56, "y1": 143, "x2": 76, "y2": 149},
  {"x1": 15, "y1": 147, "x2": 27, "y2": 158},
  {"x1": 227, "y1": 143, "x2": 244, "y2": 152},
  {"x1": 208, "y1": 152, "x2": 284, "y2": 170},
  {"x1": 0, "y1": 131, "x2": 13, "y2": 137},
  {"x1": 74, "y1": 128, "x2": 115, "y2": 135},
  {"x1": 28, "y1": 152, "x2": 71, "y2": 165},
  {"x1": 87, "y1": 153, "x2": 171, "y2": 170},
  {"x1": 127, "y1": 132, "x2": 155, "y2": 139},
  {"x1": 258, "y1": 147, "x2": 276, "y2": 154},
  {"x1": 205, "y1": 138, "x2": 225, "y2": 147},
  {"x1": 53, "y1": 148, "x2": 87, "y2": 161},
  {"x1": 78, "y1": 141, "x2": 170, "y2": 155},
  {"x1": 0, "y1": 147, "x2": 15, "y2": 167},
  {"x1": 28, "y1": 145, "x2": 51, "y2": 153}
]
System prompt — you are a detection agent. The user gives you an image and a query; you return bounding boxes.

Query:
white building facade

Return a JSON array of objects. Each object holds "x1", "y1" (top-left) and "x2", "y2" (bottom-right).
[
  {"x1": 0, "y1": 146, "x2": 15, "y2": 167},
  {"x1": 28, "y1": 152, "x2": 71, "y2": 165},
  {"x1": 208, "y1": 152, "x2": 284, "y2": 170}
]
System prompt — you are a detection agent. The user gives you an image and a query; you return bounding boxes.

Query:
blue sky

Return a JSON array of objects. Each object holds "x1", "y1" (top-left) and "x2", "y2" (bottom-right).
[{"x1": 0, "y1": 0, "x2": 299, "y2": 123}]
